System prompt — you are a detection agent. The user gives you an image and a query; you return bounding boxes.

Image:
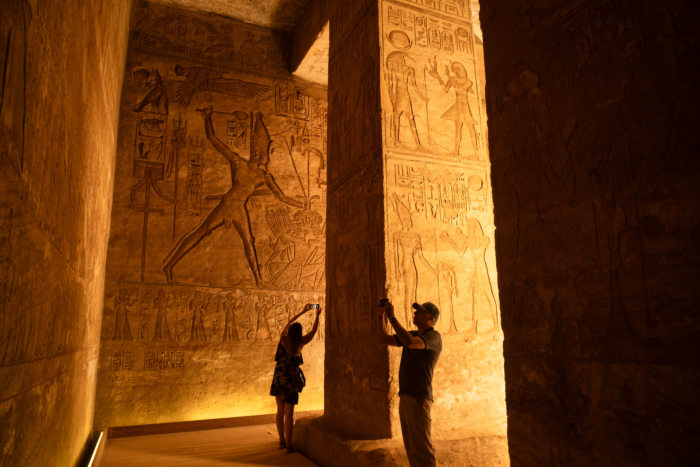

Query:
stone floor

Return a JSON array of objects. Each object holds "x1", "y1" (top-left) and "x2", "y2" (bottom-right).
[{"x1": 101, "y1": 423, "x2": 318, "y2": 466}]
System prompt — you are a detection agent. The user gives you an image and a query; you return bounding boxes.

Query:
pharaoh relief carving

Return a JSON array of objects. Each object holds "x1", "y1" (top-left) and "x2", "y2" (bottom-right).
[
  {"x1": 386, "y1": 158, "x2": 499, "y2": 336},
  {"x1": 119, "y1": 57, "x2": 326, "y2": 288},
  {"x1": 381, "y1": 0, "x2": 485, "y2": 161},
  {"x1": 161, "y1": 108, "x2": 305, "y2": 287}
]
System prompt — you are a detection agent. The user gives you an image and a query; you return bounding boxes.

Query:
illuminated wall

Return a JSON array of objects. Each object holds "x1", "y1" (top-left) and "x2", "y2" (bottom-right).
[
  {"x1": 95, "y1": 3, "x2": 327, "y2": 428},
  {"x1": 378, "y1": 0, "x2": 507, "y2": 443},
  {"x1": 0, "y1": 0, "x2": 131, "y2": 464}
]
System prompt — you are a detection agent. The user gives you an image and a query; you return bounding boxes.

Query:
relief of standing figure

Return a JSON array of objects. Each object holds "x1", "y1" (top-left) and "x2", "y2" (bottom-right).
[
  {"x1": 427, "y1": 57, "x2": 479, "y2": 156},
  {"x1": 386, "y1": 31, "x2": 428, "y2": 149}
]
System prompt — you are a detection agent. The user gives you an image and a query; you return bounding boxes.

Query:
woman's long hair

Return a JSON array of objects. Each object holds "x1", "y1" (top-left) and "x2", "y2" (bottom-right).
[{"x1": 287, "y1": 322, "x2": 303, "y2": 355}]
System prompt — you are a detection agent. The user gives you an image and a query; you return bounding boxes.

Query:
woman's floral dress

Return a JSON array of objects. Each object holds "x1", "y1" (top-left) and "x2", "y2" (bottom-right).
[{"x1": 269, "y1": 339, "x2": 305, "y2": 405}]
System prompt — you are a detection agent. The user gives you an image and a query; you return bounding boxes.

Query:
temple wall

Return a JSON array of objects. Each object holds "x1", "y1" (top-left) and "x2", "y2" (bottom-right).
[
  {"x1": 482, "y1": 0, "x2": 700, "y2": 464},
  {"x1": 0, "y1": 0, "x2": 131, "y2": 464},
  {"x1": 94, "y1": 3, "x2": 327, "y2": 428}
]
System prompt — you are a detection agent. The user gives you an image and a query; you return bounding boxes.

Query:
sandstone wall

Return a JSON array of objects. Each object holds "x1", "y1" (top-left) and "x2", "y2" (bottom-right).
[
  {"x1": 94, "y1": 3, "x2": 327, "y2": 428},
  {"x1": 482, "y1": 0, "x2": 700, "y2": 464},
  {"x1": 0, "y1": 0, "x2": 131, "y2": 464}
]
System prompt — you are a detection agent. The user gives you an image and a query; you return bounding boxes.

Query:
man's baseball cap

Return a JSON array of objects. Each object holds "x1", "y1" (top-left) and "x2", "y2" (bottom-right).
[{"x1": 412, "y1": 302, "x2": 440, "y2": 322}]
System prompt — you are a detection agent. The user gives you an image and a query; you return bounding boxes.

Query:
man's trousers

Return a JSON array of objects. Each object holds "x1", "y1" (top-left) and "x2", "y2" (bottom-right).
[{"x1": 399, "y1": 394, "x2": 436, "y2": 467}]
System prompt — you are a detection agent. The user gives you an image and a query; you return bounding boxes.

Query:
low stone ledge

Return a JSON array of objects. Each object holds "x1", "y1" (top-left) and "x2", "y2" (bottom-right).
[{"x1": 294, "y1": 416, "x2": 510, "y2": 466}]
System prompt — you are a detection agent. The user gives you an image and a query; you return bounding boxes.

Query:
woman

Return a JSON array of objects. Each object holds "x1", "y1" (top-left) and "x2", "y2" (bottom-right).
[{"x1": 270, "y1": 303, "x2": 321, "y2": 452}]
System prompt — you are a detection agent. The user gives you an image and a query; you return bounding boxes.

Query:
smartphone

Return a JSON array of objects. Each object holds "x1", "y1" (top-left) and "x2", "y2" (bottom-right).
[{"x1": 309, "y1": 304, "x2": 320, "y2": 309}]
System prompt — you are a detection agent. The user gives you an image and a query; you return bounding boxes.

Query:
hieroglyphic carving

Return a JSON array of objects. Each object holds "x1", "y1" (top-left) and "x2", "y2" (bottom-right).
[
  {"x1": 185, "y1": 136, "x2": 204, "y2": 216},
  {"x1": 237, "y1": 31, "x2": 284, "y2": 74},
  {"x1": 106, "y1": 284, "x2": 328, "y2": 347},
  {"x1": 111, "y1": 289, "x2": 136, "y2": 340},
  {"x1": 382, "y1": 0, "x2": 485, "y2": 160},
  {"x1": 392, "y1": 0, "x2": 471, "y2": 20},
  {"x1": 129, "y1": 68, "x2": 175, "y2": 282},
  {"x1": 130, "y1": 4, "x2": 286, "y2": 75},
  {"x1": 226, "y1": 113, "x2": 249, "y2": 150},
  {"x1": 108, "y1": 352, "x2": 135, "y2": 371},
  {"x1": 393, "y1": 161, "x2": 488, "y2": 225},
  {"x1": 144, "y1": 350, "x2": 185, "y2": 370},
  {"x1": 174, "y1": 64, "x2": 271, "y2": 109}
]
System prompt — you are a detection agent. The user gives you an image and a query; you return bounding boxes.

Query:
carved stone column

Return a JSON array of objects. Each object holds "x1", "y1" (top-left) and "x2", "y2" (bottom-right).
[{"x1": 298, "y1": 0, "x2": 508, "y2": 464}]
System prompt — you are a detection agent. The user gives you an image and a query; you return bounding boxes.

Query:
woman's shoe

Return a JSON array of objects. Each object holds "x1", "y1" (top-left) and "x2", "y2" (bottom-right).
[
  {"x1": 278, "y1": 440, "x2": 286, "y2": 449},
  {"x1": 286, "y1": 446, "x2": 295, "y2": 454}
]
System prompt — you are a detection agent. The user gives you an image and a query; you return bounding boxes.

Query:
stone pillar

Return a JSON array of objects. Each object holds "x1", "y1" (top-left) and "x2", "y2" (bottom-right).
[
  {"x1": 324, "y1": 0, "x2": 390, "y2": 439},
  {"x1": 481, "y1": 0, "x2": 700, "y2": 464},
  {"x1": 299, "y1": 0, "x2": 508, "y2": 464}
]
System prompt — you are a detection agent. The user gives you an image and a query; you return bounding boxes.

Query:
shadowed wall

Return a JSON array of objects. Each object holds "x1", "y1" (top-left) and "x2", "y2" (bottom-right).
[
  {"x1": 94, "y1": 2, "x2": 328, "y2": 428},
  {"x1": 482, "y1": 0, "x2": 700, "y2": 464},
  {"x1": 0, "y1": 0, "x2": 131, "y2": 464}
]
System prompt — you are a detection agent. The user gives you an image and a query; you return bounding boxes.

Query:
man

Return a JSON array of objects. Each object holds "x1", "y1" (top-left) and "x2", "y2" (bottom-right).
[{"x1": 378, "y1": 299, "x2": 442, "y2": 467}]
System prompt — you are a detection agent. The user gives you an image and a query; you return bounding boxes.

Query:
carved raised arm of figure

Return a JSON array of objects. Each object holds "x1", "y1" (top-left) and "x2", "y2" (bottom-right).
[
  {"x1": 196, "y1": 106, "x2": 244, "y2": 164},
  {"x1": 265, "y1": 173, "x2": 305, "y2": 208}
]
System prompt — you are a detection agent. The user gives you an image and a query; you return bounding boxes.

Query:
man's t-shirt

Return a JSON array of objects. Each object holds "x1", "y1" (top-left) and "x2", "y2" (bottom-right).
[{"x1": 396, "y1": 328, "x2": 442, "y2": 402}]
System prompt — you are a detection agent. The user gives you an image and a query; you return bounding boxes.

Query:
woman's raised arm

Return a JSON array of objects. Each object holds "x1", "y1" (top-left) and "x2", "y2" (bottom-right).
[{"x1": 302, "y1": 307, "x2": 322, "y2": 345}]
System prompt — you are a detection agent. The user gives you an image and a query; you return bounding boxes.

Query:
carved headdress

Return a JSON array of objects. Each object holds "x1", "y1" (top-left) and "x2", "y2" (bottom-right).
[{"x1": 249, "y1": 112, "x2": 271, "y2": 167}]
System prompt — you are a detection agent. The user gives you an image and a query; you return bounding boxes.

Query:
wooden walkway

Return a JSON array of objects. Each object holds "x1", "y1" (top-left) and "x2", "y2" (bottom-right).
[{"x1": 101, "y1": 423, "x2": 318, "y2": 466}]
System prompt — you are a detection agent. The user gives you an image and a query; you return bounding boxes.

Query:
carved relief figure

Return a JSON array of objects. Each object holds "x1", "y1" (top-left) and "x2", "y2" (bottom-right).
[
  {"x1": 385, "y1": 31, "x2": 428, "y2": 148},
  {"x1": 428, "y1": 57, "x2": 479, "y2": 155},
  {"x1": 392, "y1": 193, "x2": 434, "y2": 324},
  {"x1": 188, "y1": 291, "x2": 208, "y2": 342},
  {"x1": 152, "y1": 290, "x2": 173, "y2": 341},
  {"x1": 112, "y1": 289, "x2": 136, "y2": 340},
  {"x1": 131, "y1": 68, "x2": 168, "y2": 114},
  {"x1": 436, "y1": 262, "x2": 458, "y2": 334},
  {"x1": 255, "y1": 298, "x2": 273, "y2": 341},
  {"x1": 442, "y1": 218, "x2": 498, "y2": 333},
  {"x1": 174, "y1": 64, "x2": 270, "y2": 108},
  {"x1": 162, "y1": 107, "x2": 305, "y2": 286},
  {"x1": 221, "y1": 293, "x2": 240, "y2": 341}
]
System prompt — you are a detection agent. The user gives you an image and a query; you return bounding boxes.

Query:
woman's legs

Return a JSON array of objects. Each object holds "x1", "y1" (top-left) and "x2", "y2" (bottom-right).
[
  {"x1": 284, "y1": 402, "x2": 295, "y2": 452},
  {"x1": 275, "y1": 396, "x2": 285, "y2": 446}
]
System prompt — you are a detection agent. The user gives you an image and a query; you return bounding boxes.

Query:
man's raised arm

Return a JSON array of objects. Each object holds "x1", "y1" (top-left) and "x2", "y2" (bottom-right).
[{"x1": 377, "y1": 301, "x2": 400, "y2": 346}]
